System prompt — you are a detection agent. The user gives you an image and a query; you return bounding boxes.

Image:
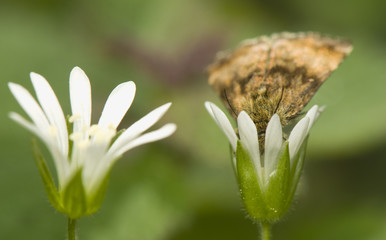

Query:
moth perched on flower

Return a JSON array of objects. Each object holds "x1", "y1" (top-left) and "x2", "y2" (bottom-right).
[
  {"x1": 205, "y1": 32, "x2": 352, "y2": 225},
  {"x1": 9, "y1": 67, "x2": 176, "y2": 220}
]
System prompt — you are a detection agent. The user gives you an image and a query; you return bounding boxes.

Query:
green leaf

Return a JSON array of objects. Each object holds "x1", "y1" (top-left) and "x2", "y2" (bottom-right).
[
  {"x1": 265, "y1": 142, "x2": 291, "y2": 219},
  {"x1": 86, "y1": 171, "x2": 110, "y2": 216},
  {"x1": 31, "y1": 139, "x2": 64, "y2": 212},
  {"x1": 61, "y1": 169, "x2": 87, "y2": 219},
  {"x1": 236, "y1": 140, "x2": 266, "y2": 221}
]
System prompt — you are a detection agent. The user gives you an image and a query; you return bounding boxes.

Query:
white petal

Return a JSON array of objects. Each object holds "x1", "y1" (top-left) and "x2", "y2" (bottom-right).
[
  {"x1": 264, "y1": 114, "x2": 283, "y2": 178},
  {"x1": 204, "y1": 101, "x2": 216, "y2": 118},
  {"x1": 288, "y1": 117, "x2": 310, "y2": 162},
  {"x1": 318, "y1": 105, "x2": 326, "y2": 114},
  {"x1": 84, "y1": 153, "x2": 111, "y2": 195},
  {"x1": 9, "y1": 112, "x2": 48, "y2": 142},
  {"x1": 305, "y1": 105, "x2": 319, "y2": 133},
  {"x1": 70, "y1": 67, "x2": 92, "y2": 133},
  {"x1": 205, "y1": 102, "x2": 237, "y2": 151},
  {"x1": 98, "y1": 81, "x2": 136, "y2": 129},
  {"x1": 30, "y1": 72, "x2": 68, "y2": 155},
  {"x1": 109, "y1": 123, "x2": 177, "y2": 160},
  {"x1": 237, "y1": 111, "x2": 262, "y2": 181},
  {"x1": 8, "y1": 82, "x2": 50, "y2": 132},
  {"x1": 109, "y1": 103, "x2": 172, "y2": 154},
  {"x1": 86, "y1": 123, "x2": 176, "y2": 192},
  {"x1": 81, "y1": 139, "x2": 109, "y2": 191},
  {"x1": 9, "y1": 112, "x2": 69, "y2": 186}
]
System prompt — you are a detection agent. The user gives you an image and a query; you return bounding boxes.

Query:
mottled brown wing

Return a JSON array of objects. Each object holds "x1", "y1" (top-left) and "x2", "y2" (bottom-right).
[{"x1": 208, "y1": 32, "x2": 352, "y2": 133}]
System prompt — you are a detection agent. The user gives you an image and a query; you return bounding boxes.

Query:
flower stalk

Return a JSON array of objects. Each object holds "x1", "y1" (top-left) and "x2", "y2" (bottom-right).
[
  {"x1": 67, "y1": 218, "x2": 77, "y2": 240},
  {"x1": 260, "y1": 221, "x2": 271, "y2": 240}
]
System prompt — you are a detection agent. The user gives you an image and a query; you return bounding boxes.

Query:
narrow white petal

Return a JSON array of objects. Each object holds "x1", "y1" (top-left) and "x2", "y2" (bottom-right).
[
  {"x1": 237, "y1": 111, "x2": 262, "y2": 181},
  {"x1": 288, "y1": 117, "x2": 310, "y2": 162},
  {"x1": 109, "y1": 103, "x2": 172, "y2": 154},
  {"x1": 82, "y1": 143, "x2": 105, "y2": 189},
  {"x1": 52, "y1": 148, "x2": 70, "y2": 188},
  {"x1": 9, "y1": 112, "x2": 47, "y2": 142},
  {"x1": 264, "y1": 114, "x2": 283, "y2": 178},
  {"x1": 205, "y1": 102, "x2": 237, "y2": 151},
  {"x1": 70, "y1": 67, "x2": 92, "y2": 133},
  {"x1": 8, "y1": 82, "x2": 50, "y2": 131},
  {"x1": 80, "y1": 136, "x2": 112, "y2": 191},
  {"x1": 85, "y1": 153, "x2": 111, "y2": 195},
  {"x1": 10, "y1": 112, "x2": 69, "y2": 186},
  {"x1": 30, "y1": 73, "x2": 68, "y2": 155},
  {"x1": 109, "y1": 123, "x2": 177, "y2": 160},
  {"x1": 305, "y1": 105, "x2": 319, "y2": 133},
  {"x1": 87, "y1": 123, "x2": 176, "y2": 193},
  {"x1": 98, "y1": 81, "x2": 136, "y2": 129},
  {"x1": 318, "y1": 105, "x2": 326, "y2": 114},
  {"x1": 204, "y1": 101, "x2": 215, "y2": 118}
]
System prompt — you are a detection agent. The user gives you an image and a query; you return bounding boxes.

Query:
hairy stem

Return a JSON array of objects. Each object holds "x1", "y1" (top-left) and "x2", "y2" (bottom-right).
[
  {"x1": 260, "y1": 221, "x2": 271, "y2": 240},
  {"x1": 68, "y1": 218, "x2": 77, "y2": 240}
]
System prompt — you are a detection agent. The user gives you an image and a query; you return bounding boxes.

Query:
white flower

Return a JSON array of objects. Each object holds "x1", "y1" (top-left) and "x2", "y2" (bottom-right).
[
  {"x1": 9, "y1": 67, "x2": 176, "y2": 202},
  {"x1": 205, "y1": 101, "x2": 322, "y2": 189}
]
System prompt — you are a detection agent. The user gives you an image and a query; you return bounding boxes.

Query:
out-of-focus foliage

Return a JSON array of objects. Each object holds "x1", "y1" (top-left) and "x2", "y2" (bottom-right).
[{"x1": 1, "y1": 0, "x2": 386, "y2": 239}]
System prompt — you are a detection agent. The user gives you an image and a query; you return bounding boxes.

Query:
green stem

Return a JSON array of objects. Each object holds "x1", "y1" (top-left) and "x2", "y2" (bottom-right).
[
  {"x1": 260, "y1": 221, "x2": 271, "y2": 240},
  {"x1": 67, "y1": 218, "x2": 77, "y2": 240}
]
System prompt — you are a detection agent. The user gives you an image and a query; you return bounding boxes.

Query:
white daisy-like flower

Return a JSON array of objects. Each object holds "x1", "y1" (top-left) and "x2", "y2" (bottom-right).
[
  {"x1": 205, "y1": 101, "x2": 322, "y2": 221},
  {"x1": 205, "y1": 101, "x2": 321, "y2": 188},
  {"x1": 9, "y1": 66, "x2": 176, "y2": 218}
]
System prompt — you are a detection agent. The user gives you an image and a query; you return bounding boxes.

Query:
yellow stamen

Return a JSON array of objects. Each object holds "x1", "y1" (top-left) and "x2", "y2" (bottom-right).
[
  {"x1": 69, "y1": 114, "x2": 82, "y2": 123},
  {"x1": 69, "y1": 132, "x2": 82, "y2": 141},
  {"x1": 49, "y1": 126, "x2": 58, "y2": 137}
]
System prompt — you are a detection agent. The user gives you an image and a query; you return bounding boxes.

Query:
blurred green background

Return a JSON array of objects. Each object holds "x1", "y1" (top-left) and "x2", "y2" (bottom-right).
[{"x1": 1, "y1": 0, "x2": 386, "y2": 239}]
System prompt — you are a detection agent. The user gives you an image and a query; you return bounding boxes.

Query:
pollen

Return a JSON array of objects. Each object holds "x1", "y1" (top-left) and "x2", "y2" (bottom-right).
[
  {"x1": 108, "y1": 123, "x2": 115, "y2": 131},
  {"x1": 70, "y1": 132, "x2": 83, "y2": 141},
  {"x1": 69, "y1": 114, "x2": 82, "y2": 123},
  {"x1": 78, "y1": 139, "x2": 90, "y2": 149},
  {"x1": 93, "y1": 130, "x2": 111, "y2": 144},
  {"x1": 88, "y1": 125, "x2": 99, "y2": 136},
  {"x1": 49, "y1": 125, "x2": 58, "y2": 137}
]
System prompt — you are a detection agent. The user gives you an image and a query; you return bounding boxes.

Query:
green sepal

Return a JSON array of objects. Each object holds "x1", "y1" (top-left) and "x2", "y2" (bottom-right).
[
  {"x1": 285, "y1": 137, "x2": 308, "y2": 210},
  {"x1": 236, "y1": 140, "x2": 266, "y2": 221},
  {"x1": 265, "y1": 142, "x2": 291, "y2": 220},
  {"x1": 86, "y1": 171, "x2": 111, "y2": 216},
  {"x1": 61, "y1": 169, "x2": 87, "y2": 219},
  {"x1": 31, "y1": 140, "x2": 64, "y2": 212}
]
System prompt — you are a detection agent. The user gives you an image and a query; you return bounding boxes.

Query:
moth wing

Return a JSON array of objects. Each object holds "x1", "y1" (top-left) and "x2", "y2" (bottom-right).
[
  {"x1": 265, "y1": 32, "x2": 352, "y2": 120},
  {"x1": 208, "y1": 32, "x2": 352, "y2": 123}
]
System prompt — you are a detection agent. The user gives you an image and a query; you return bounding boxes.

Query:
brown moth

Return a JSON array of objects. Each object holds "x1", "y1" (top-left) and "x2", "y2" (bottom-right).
[{"x1": 208, "y1": 32, "x2": 352, "y2": 138}]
